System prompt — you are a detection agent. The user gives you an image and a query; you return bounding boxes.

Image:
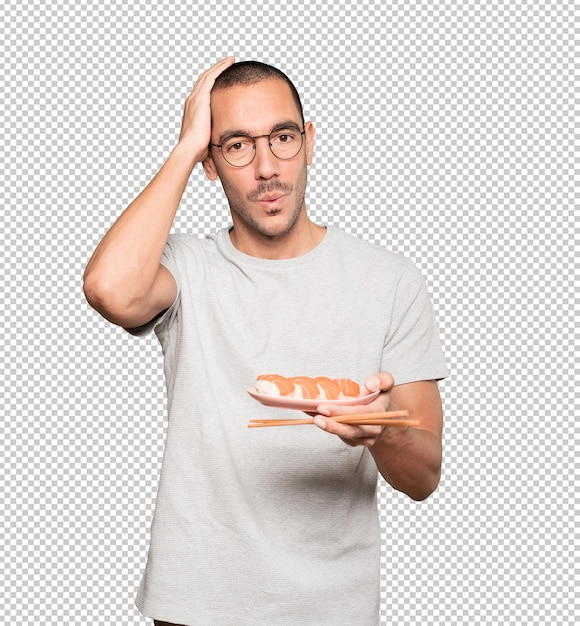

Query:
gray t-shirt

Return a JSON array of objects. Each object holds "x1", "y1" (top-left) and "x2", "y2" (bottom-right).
[{"x1": 130, "y1": 226, "x2": 448, "y2": 625}]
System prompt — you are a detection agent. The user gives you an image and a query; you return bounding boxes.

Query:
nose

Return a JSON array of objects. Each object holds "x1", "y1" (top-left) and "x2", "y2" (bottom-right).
[{"x1": 253, "y1": 135, "x2": 280, "y2": 179}]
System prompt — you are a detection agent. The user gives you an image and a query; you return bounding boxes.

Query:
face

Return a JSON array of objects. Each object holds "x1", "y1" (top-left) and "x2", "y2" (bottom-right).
[{"x1": 203, "y1": 79, "x2": 315, "y2": 243}]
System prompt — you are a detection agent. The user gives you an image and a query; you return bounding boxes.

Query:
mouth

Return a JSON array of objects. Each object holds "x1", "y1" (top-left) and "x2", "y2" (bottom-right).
[
  {"x1": 255, "y1": 194, "x2": 287, "y2": 207},
  {"x1": 248, "y1": 182, "x2": 292, "y2": 206}
]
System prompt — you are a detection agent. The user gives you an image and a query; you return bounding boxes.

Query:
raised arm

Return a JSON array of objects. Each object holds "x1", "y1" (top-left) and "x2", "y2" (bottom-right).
[{"x1": 83, "y1": 57, "x2": 235, "y2": 328}]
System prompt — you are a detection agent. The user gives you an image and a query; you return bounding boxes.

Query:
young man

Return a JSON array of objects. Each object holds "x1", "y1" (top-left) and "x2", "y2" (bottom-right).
[{"x1": 84, "y1": 58, "x2": 448, "y2": 626}]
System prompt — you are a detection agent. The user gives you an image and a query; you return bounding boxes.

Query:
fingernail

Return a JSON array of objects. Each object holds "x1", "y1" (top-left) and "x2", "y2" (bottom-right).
[
  {"x1": 313, "y1": 416, "x2": 327, "y2": 429},
  {"x1": 366, "y1": 376, "x2": 380, "y2": 391}
]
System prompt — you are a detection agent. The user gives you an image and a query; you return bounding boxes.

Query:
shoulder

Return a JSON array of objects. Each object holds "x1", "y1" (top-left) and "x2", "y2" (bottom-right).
[
  {"x1": 327, "y1": 226, "x2": 417, "y2": 276},
  {"x1": 163, "y1": 231, "x2": 221, "y2": 264},
  {"x1": 166, "y1": 232, "x2": 214, "y2": 253}
]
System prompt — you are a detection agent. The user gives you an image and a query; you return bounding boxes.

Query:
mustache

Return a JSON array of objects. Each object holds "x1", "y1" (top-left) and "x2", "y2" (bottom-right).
[{"x1": 247, "y1": 181, "x2": 292, "y2": 201}]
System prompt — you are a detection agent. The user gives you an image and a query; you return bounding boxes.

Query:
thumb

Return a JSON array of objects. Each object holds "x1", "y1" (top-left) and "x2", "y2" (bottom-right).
[{"x1": 364, "y1": 372, "x2": 394, "y2": 392}]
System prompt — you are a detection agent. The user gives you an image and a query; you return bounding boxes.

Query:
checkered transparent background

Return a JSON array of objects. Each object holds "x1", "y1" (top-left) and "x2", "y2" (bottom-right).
[{"x1": 1, "y1": 0, "x2": 576, "y2": 624}]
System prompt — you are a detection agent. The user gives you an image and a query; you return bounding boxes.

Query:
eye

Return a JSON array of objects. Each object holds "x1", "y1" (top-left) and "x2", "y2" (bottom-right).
[
  {"x1": 271, "y1": 130, "x2": 298, "y2": 145},
  {"x1": 224, "y1": 137, "x2": 253, "y2": 153}
]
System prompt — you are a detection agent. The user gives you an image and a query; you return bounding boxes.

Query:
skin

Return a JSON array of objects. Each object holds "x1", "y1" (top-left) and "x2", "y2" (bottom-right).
[
  {"x1": 314, "y1": 374, "x2": 443, "y2": 501},
  {"x1": 83, "y1": 57, "x2": 444, "y2": 501},
  {"x1": 202, "y1": 80, "x2": 322, "y2": 258}
]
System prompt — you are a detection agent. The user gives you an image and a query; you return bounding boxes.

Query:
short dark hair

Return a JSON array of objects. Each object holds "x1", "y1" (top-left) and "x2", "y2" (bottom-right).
[{"x1": 212, "y1": 61, "x2": 305, "y2": 125}]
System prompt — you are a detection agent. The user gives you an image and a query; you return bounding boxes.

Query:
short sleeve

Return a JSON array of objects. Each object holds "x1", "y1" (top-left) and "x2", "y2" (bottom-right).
[{"x1": 381, "y1": 260, "x2": 449, "y2": 385}]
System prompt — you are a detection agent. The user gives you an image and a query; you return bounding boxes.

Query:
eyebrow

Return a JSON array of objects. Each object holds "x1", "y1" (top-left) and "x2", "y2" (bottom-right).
[{"x1": 218, "y1": 120, "x2": 302, "y2": 145}]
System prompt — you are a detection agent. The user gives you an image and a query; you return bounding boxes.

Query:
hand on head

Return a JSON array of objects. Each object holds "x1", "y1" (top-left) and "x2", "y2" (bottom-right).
[{"x1": 178, "y1": 57, "x2": 236, "y2": 163}]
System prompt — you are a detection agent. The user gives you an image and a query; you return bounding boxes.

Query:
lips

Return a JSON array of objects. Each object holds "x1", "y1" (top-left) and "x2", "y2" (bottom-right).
[
  {"x1": 257, "y1": 194, "x2": 286, "y2": 204},
  {"x1": 247, "y1": 182, "x2": 292, "y2": 203}
]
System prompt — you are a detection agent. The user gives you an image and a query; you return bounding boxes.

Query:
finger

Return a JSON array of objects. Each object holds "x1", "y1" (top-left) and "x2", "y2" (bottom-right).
[
  {"x1": 315, "y1": 395, "x2": 387, "y2": 417},
  {"x1": 205, "y1": 55, "x2": 236, "y2": 80},
  {"x1": 341, "y1": 436, "x2": 378, "y2": 448},
  {"x1": 313, "y1": 415, "x2": 382, "y2": 440},
  {"x1": 198, "y1": 56, "x2": 236, "y2": 85},
  {"x1": 187, "y1": 56, "x2": 236, "y2": 98},
  {"x1": 316, "y1": 372, "x2": 395, "y2": 416},
  {"x1": 364, "y1": 371, "x2": 394, "y2": 393}
]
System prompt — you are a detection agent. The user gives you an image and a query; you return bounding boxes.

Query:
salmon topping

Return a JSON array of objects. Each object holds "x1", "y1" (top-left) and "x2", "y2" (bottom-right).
[
  {"x1": 257, "y1": 374, "x2": 296, "y2": 396},
  {"x1": 314, "y1": 377, "x2": 342, "y2": 400},
  {"x1": 290, "y1": 376, "x2": 321, "y2": 399},
  {"x1": 333, "y1": 378, "x2": 361, "y2": 397},
  {"x1": 256, "y1": 374, "x2": 361, "y2": 399}
]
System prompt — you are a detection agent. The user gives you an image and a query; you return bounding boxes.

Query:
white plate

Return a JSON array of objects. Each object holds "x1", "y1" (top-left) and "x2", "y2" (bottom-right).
[{"x1": 247, "y1": 387, "x2": 380, "y2": 410}]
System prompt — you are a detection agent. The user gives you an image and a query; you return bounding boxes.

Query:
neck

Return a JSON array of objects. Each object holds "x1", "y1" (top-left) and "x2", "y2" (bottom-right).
[{"x1": 229, "y1": 213, "x2": 326, "y2": 259}]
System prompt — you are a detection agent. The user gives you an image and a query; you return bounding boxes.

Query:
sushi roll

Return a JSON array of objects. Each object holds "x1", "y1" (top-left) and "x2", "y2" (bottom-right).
[
  {"x1": 333, "y1": 378, "x2": 361, "y2": 397},
  {"x1": 255, "y1": 374, "x2": 362, "y2": 400},
  {"x1": 256, "y1": 374, "x2": 295, "y2": 397},
  {"x1": 289, "y1": 376, "x2": 320, "y2": 399},
  {"x1": 314, "y1": 377, "x2": 342, "y2": 400}
]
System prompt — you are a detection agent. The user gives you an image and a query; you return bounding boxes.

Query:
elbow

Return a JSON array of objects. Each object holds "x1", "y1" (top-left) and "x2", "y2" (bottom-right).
[
  {"x1": 406, "y1": 485, "x2": 439, "y2": 502},
  {"x1": 83, "y1": 271, "x2": 137, "y2": 326},
  {"x1": 83, "y1": 272, "x2": 116, "y2": 320},
  {"x1": 406, "y1": 465, "x2": 441, "y2": 502}
]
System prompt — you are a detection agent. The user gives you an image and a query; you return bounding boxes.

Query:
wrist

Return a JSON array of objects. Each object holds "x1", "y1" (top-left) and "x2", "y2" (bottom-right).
[{"x1": 173, "y1": 137, "x2": 206, "y2": 169}]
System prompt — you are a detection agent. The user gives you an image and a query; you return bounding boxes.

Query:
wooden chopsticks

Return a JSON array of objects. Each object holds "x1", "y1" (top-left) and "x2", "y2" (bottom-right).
[{"x1": 248, "y1": 410, "x2": 419, "y2": 428}]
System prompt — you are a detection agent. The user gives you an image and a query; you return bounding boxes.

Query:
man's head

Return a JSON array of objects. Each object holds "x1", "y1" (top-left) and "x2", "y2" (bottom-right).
[
  {"x1": 203, "y1": 61, "x2": 315, "y2": 251},
  {"x1": 211, "y1": 61, "x2": 305, "y2": 126}
]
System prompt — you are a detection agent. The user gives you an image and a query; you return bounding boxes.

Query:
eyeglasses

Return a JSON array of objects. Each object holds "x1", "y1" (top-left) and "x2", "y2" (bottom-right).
[{"x1": 211, "y1": 126, "x2": 306, "y2": 167}]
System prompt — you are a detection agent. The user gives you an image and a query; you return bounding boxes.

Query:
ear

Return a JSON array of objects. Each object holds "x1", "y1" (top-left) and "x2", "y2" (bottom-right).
[
  {"x1": 304, "y1": 121, "x2": 315, "y2": 166},
  {"x1": 202, "y1": 150, "x2": 219, "y2": 181}
]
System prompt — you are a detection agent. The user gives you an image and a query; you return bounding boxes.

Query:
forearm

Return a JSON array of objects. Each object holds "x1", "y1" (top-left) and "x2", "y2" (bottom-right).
[
  {"x1": 83, "y1": 141, "x2": 197, "y2": 310},
  {"x1": 370, "y1": 426, "x2": 442, "y2": 501}
]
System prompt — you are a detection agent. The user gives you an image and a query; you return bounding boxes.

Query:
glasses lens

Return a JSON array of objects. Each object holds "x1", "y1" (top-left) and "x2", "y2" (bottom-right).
[
  {"x1": 220, "y1": 129, "x2": 304, "y2": 166},
  {"x1": 221, "y1": 136, "x2": 255, "y2": 167},
  {"x1": 269, "y1": 128, "x2": 304, "y2": 160}
]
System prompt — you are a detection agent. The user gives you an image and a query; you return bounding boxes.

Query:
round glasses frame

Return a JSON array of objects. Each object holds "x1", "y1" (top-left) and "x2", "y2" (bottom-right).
[{"x1": 211, "y1": 128, "x2": 306, "y2": 168}]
